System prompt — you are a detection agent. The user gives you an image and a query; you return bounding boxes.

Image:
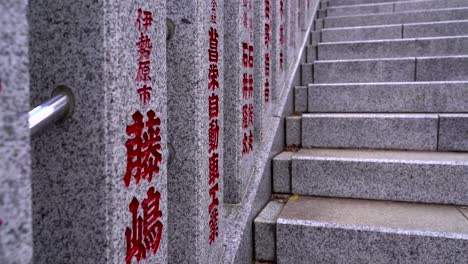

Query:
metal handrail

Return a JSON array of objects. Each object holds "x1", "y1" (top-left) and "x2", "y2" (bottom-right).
[{"x1": 29, "y1": 86, "x2": 74, "y2": 135}]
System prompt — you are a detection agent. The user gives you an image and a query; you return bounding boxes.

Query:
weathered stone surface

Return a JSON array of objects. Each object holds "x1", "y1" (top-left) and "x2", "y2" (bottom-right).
[
  {"x1": 395, "y1": 0, "x2": 468, "y2": 13},
  {"x1": 224, "y1": 0, "x2": 256, "y2": 204},
  {"x1": 319, "y1": 36, "x2": 468, "y2": 60},
  {"x1": 306, "y1": 45, "x2": 316, "y2": 63},
  {"x1": 273, "y1": 152, "x2": 293, "y2": 193},
  {"x1": 294, "y1": 86, "x2": 308, "y2": 112},
  {"x1": 277, "y1": 196, "x2": 468, "y2": 264},
  {"x1": 285, "y1": 0, "x2": 300, "y2": 74},
  {"x1": 404, "y1": 20, "x2": 468, "y2": 38},
  {"x1": 291, "y1": 149, "x2": 468, "y2": 205},
  {"x1": 0, "y1": 1, "x2": 32, "y2": 263},
  {"x1": 254, "y1": 201, "x2": 285, "y2": 262},
  {"x1": 318, "y1": 39, "x2": 417, "y2": 60},
  {"x1": 321, "y1": 24, "x2": 402, "y2": 42},
  {"x1": 308, "y1": 82, "x2": 468, "y2": 113},
  {"x1": 325, "y1": 7, "x2": 468, "y2": 28},
  {"x1": 271, "y1": 0, "x2": 287, "y2": 102},
  {"x1": 309, "y1": 30, "x2": 321, "y2": 45},
  {"x1": 329, "y1": 0, "x2": 413, "y2": 7},
  {"x1": 327, "y1": 2, "x2": 393, "y2": 17},
  {"x1": 29, "y1": 1, "x2": 168, "y2": 263},
  {"x1": 314, "y1": 58, "x2": 415, "y2": 83},
  {"x1": 438, "y1": 114, "x2": 468, "y2": 152},
  {"x1": 167, "y1": 0, "x2": 224, "y2": 263},
  {"x1": 286, "y1": 116, "x2": 302, "y2": 146},
  {"x1": 417, "y1": 55, "x2": 468, "y2": 81},
  {"x1": 301, "y1": 113, "x2": 439, "y2": 150},
  {"x1": 301, "y1": 63, "x2": 313, "y2": 85}
]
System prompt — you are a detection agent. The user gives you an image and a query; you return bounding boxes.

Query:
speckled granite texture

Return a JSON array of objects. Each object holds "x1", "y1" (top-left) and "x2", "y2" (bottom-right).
[
  {"x1": 438, "y1": 114, "x2": 468, "y2": 151},
  {"x1": 29, "y1": 1, "x2": 167, "y2": 263},
  {"x1": 285, "y1": 0, "x2": 299, "y2": 74},
  {"x1": 286, "y1": 116, "x2": 301, "y2": 146},
  {"x1": 301, "y1": 113, "x2": 439, "y2": 151},
  {"x1": 254, "y1": 200, "x2": 285, "y2": 261},
  {"x1": 0, "y1": 2, "x2": 32, "y2": 264},
  {"x1": 222, "y1": 2, "x2": 317, "y2": 261},
  {"x1": 167, "y1": 0, "x2": 224, "y2": 263},
  {"x1": 270, "y1": 0, "x2": 286, "y2": 102},
  {"x1": 308, "y1": 82, "x2": 468, "y2": 113},
  {"x1": 272, "y1": 152, "x2": 292, "y2": 194},
  {"x1": 224, "y1": 0, "x2": 256, "y2": 204},
  {"x1": 253, "y1": 0, "x2": 266, "y2": 142},
  {"x1": 291, "y1": 148, "x2": 468, "y2": 205},
  {"x1": 277, "y1": 196, "x2": 468, "y2": 264}
]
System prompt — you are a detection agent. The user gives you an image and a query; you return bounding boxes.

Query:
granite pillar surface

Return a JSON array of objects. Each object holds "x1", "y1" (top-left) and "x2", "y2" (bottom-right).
[
  {"x1": 224, "y1": 0, "x2": 257, "y2": 204},
  {"x1": 271, "y1": 0, "x2": 287, "y2": 102},
  {"x1": 285, "y1": 0, "x2": 299, "y2": 75},
  {"x1": 29, "y1": 1, "x2": 168, "y2": 263},
  {"x1": 0, "y1": 1, "x2": 32, "y2": 263},
  {"x1": 167, "y1": 0, "x2": 224, "y2": 263},
  {"x1": 253, "y1": 0, "x2": 269, "y2": 142}
]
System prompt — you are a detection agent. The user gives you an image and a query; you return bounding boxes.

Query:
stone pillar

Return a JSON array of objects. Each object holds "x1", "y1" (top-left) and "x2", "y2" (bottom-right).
[
  {"x1": 286, "y1": 0, "x2": 300, "y2": 74},
  {"x1": 166, "y1": 0, "x2": 224, "y2": 263},
  {"x1": 301, "y1": 0, "x2": 312, "y2": 31},
  {"x1": 253, "y1": 0, "x2": 265, "y2": 142},
  {"x1": 271, "y1": 0, "x2": 288, "y2": 101},
  {"x1": 253, "y1": 0, "x2": 273, "y2": 142},
  {"x1": 29, "y1": 1, "x2": 168, "y2": 263},
  {"x1": 224, "y1": 0, "x2": 257, "y2": 204},
  {"x1": 0, "y1": 1, "x2": 32, "y2": 263}
]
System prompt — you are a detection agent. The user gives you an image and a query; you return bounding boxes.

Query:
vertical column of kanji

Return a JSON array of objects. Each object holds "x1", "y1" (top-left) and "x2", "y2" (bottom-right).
[
  {"x1": 0, "y1": 1, "x2": 32, "y2": 263},
  {"x1": 271, "y1": 0, "x2": 287, "y2": 102},
  {"x1": 224, "y1": 0, "x2": 255, "y2": 204},
  {"x1": 116, "y1": 1, "x2": 168, "y2": 264},
  {"x1": 207, "y1": 0, "x2": 224, "y2": 261},
  {"x1": 167, "y1": 0, "x2": 224, "y2": 263}
]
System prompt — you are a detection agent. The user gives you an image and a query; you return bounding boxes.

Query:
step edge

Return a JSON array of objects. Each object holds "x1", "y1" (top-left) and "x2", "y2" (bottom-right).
[
  {"x1": 277, "y1": 218, "x2": 468, "y2": 240},
  {"x1": 325, "y1": 6, "x2": 468, "y2": 20}
]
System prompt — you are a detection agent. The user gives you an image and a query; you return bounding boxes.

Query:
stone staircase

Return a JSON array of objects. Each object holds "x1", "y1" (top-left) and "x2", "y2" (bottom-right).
[{"x1": 255, "y1": 0, "x2": 468, "y2": 263}]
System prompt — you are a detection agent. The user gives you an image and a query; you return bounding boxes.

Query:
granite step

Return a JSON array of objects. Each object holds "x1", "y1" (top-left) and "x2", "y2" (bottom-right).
[
  {"x1": 294, "y1": 113, "x2": 468, "y2": 151},
  {"x1": 287, "y1": 148, "x2": 468, "y2": 205},
  {"x1": 313, "y1": 56, "x2": 468, "y2": 84},
  {"x1": 327, "y1": 0, "x2": 418, "y2": 7},
  {"x1": 276, "y1": 196, "x2": 468, "y2": 264},
  {"x1": 306, "y1": 82, "x2": 468, "y2": 113},
  {"x1": 254, "y1": 200, "x2": 285, "y2": 262},
  {"x1": 326, "y1": 0, "x2": 468, "y2": 17},
  {"x1": 405, "y1": 19, "x2": 468, "y2": 38},
  {"x1": 323, "y1": 7, "x2": 468, "y2": 28},
  {"x1": 319, "y1": 20, "x2": 468, "y2": 43},
  {"x1": 300, "y1": 113, "x2": 441, "y2": 150},
  {"x1": 317, "y1": 36, "x2": 468, "y2": 60}
]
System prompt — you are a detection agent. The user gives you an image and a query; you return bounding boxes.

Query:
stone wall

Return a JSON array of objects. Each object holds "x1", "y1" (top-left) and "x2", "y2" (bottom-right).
[
  {"x1": 0, "y1": 0, "x2": 317, "y2": 263},
  {"x1": 0, "y1": 1, "x2": 32, "y2": 263}
]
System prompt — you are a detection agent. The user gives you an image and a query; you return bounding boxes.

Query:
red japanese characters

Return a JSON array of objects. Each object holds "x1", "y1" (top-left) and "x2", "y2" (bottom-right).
[
  {"x1": 135, "y1": 8, "x2": 154, "y2": 106},
  {"x1": 280, "y1": 0, "x2": 285, "y2": 70},
  {"x1": 241, "y1": 0, "x2": 255, "y2": 156},
  {"x1": 124, "y1": 110, "x2": 162, "y2": 188},
  {"x1": 124, "y1": 7, "x2": 164, "y2": 263},
  {"x1": 125, "y1": 187, "x2": 163, "y2": 264},
  {"x1": 208, "y1": 0, "x2": 221, "y2": 246},
  {"x1": 290, "y1": 1, "x2": 296, "y2": 48},
  {"x1": 264, "y1": 0, "x2": 271, "y2": 103}
]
